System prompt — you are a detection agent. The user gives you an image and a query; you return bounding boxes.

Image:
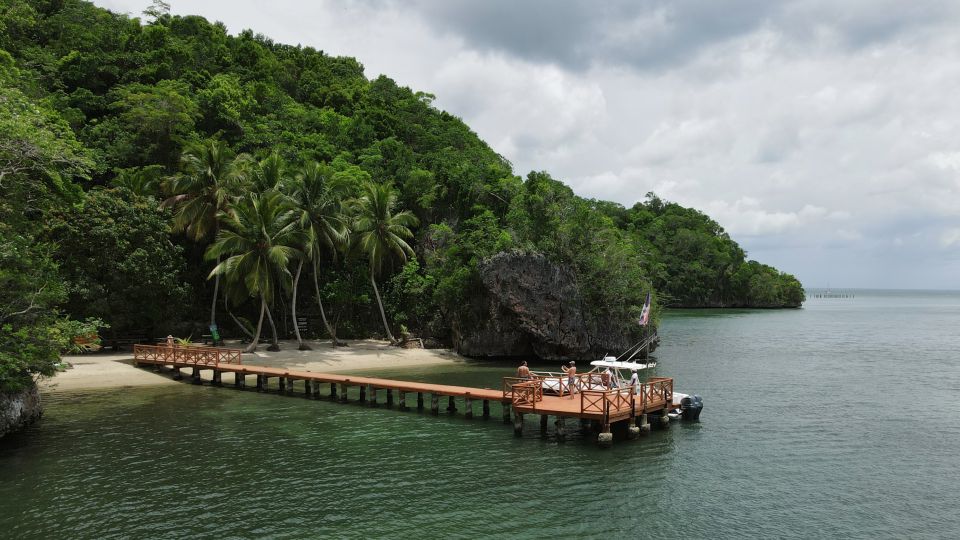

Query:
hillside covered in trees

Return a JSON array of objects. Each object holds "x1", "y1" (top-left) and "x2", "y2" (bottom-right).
[{"x1": 0, "y1": 0, "x2": 803, "y2": 391}]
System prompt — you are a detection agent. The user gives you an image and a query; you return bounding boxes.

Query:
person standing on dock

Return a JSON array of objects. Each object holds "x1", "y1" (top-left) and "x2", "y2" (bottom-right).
[
  {"x1": 166, "y1": 335, "x2": 175, "y2": 348},
  {"x1": 517, "y1": 361, "x2": 533, "y2": 380},
  {"x1": 629, "y1": 369, "x2": 640, "y2": 394},
  {"x1": 561, "y1": 361, "x2": 577, "y2": 399}
]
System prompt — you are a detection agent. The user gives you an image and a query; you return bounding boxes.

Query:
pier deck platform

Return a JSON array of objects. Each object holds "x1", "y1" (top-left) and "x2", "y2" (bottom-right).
[{"x1": 133, "y1": 344, "x2": 675, "y2": 445}]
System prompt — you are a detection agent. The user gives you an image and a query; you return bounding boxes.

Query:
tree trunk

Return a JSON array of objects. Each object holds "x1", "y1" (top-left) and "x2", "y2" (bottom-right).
[
  {"x1": 227, "y1": 309, "x2": 255, "y2": 340},
  {"x1": 265, "y1": 302, "x2": 281, "y2": 351},
  {"x1": 244, "y1": 297, "x2": 266, "y2": 353},
  {"x1": 370, "y1": 268, "x2": 396, "y2": 345},
  {"x1": 210, "y1": 255, "x2": 221, "y2": 344},
  {"x1": 224, "y1": 291, "x2": 255, "y2": 340},
  {"x1": 291, "y1": 260, "x2": 311, "y2": 350},
  {"x1": 312, "y1": 259, "x2": 340, "y2": 346}
]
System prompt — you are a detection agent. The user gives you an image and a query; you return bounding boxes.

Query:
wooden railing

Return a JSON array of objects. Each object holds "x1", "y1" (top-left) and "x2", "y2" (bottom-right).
[
  {"x1": 133, "y1": 344, "x2": 243, "y2": 366},
  {"x1": 643, "y1": 377, "x2": 673, "y2": 407},
  {"x1": 528, "y1": 371, "x2": 607, "y2": 396},
  {"x1": 580, "y1": 386, "x2": 637, "y2": 416},
  {"x1": 502, "y1": 377, "x2": 543, "y2": 410}
]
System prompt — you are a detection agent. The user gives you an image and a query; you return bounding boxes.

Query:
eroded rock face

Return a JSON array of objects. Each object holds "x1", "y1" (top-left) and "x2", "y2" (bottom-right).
[
  {"x1": 0, "y1": 385, "x2": 42, "y2": 439},
  {"x1": 453, "y1": 252, "x2": 652, "y2": 360}
]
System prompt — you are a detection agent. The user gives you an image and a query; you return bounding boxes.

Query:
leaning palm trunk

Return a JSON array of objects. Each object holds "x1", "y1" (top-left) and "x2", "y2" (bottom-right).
[
  {"x1": 312, "y1": 259, "x2": 340, "y2": 346},
  {"x1": 244, "y1": 297, "x2": 267, "y2": 353},
  {"x1": 265, "y1": 303, "x2": 281, "y2": 351},
  {"x1": 224, "y1": 286, "x2": 255, "y2": 340},
  {"x1": 291, "y1": 260, "x2": 311, "y2": 350},
  {"x1": 210, "y1": 255, "x2": 221, "y2": 343},
  {"x1": 370, "y1": 269, "x2": 396, "y2": 344}
]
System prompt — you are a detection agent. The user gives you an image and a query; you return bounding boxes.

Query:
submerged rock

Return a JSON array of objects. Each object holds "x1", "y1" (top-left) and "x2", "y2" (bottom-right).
[
  {"x1": 453, "y1": 252, "x2": 656, "y2": 360},
  {"x1": 0, "y1": 385, "x2": 42, "y2": 439}
]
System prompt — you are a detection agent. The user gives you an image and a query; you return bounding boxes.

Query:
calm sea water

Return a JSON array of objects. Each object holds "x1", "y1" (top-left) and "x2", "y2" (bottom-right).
[{"x1": 2, "y1": 289, "x2": 959, "y2": 538}]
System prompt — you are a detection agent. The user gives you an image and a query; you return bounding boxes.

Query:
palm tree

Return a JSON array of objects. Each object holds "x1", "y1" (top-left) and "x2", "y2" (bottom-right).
[
  {"x1": 254, "y1": 152, "x2": 286, "y2": 192},
  {"x1": 206, "y1": 190, "x2": 302, "y2": 353},
  {"x1": 162, "y1": 140, "x2": 251, "y2": 342},
  {"x1": 286, "y1": 162, "x2": 348, "y2": 348},
  {"x1": 351, "y1": 181, "x2": 419, "y2": 344}
]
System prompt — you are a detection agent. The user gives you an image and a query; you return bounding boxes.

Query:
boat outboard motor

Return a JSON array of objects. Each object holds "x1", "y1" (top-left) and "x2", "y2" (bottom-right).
[{"x1": 680, "y1": 395, "x2": 703, "y2": 421}]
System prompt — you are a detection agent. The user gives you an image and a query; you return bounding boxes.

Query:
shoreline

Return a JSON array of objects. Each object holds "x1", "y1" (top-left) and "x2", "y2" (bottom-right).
[{"x1": 41, "y1": 339, "x2": 469, "y2": 393}]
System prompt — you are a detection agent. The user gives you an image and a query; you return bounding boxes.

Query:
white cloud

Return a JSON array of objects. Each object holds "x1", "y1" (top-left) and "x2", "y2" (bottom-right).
[{"x1": 940, "y1": 228, "x2": 960, "y2": 248}]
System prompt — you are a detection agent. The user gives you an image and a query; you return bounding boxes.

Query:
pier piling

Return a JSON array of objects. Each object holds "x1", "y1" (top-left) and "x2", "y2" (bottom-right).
[
  {"x1": 555, "y1": 417, "x2": 567, "y2": 442},
  {"x1": 638, "y1": 413, "x2": 651, "y2": 433},
  {"x1": 446, "y1": 396, "x2": 457, "y2": 414},
  {"x1": 482, "y1": 400, "x2": 490, "y2": 419},
  {"x1": 502, "y1": 403, "x2": 511, "y2": 424},
  {"x1": 417, "y1": 392, "x2": 424, "y2": 411},
  {"x1": 386, "y1": 389, "x2": 394, "y2": 407},
  {"x1": 514, "y1": 413, "x2": 524, "y2": 436},
  {"x1": 598, "y1": 425, "x2": 613, "y2": 448},
  {"x1": 430, "y1": 394, "x2": 439, "y2": 415},
  {"x1": 398, "y1": 391, "x2": 407, "y2": 411},
  {"x1": 465, "y1": 397, "x2": 473, "y2": 419}
]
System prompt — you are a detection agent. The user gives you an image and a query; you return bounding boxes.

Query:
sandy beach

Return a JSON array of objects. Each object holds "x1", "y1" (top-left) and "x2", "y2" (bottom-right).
[{"x1": 41, "y1": 339, "x2": 469, "y2": 393}]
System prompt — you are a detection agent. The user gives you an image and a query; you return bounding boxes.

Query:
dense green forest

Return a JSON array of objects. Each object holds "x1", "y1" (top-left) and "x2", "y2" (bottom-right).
[{"x1": 0, "y1": 0, "x2": 803, "y2": 392}]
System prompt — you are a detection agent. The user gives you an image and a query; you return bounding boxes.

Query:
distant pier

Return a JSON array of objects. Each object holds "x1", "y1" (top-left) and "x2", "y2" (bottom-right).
[
  {"x1": 133, "y1": 344, "x2": 676, "y2": 447},
  {"x1": 810, "y1": 290, "x2": 854, "y2": 299}
]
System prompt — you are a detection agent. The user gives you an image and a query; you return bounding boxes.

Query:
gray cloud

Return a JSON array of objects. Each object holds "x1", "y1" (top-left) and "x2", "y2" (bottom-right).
[{"x1": 400, "y1": 0, "x2": 958, "y2": 72}]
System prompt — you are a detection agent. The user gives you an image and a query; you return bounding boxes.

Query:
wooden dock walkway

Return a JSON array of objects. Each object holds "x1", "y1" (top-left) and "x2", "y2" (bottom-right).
[{"x1": 133, "y1": 344, "x2": 676, "y2": 446}]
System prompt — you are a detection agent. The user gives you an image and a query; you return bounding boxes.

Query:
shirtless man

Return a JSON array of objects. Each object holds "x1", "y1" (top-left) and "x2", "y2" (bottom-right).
[
  {"x1": 561, "y1": 361, "x2": 577, "y2": 398},
  {"x1": 517, "y1": 361, "x2": 533, "y2": 379}
]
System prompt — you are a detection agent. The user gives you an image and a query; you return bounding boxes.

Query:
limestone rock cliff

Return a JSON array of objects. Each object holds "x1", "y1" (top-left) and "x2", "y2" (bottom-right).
[
  {"x1": 0, "y1": 385, "x2": 42, "y2": 439},
  {"x1": 452, "y1": 252, "x2": 655, "y2": 360}
]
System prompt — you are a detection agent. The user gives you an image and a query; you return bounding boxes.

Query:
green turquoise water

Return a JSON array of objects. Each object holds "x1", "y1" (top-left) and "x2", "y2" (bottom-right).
[{"x1": 2, "y1": 289, "x2": 959, "y2": 538}]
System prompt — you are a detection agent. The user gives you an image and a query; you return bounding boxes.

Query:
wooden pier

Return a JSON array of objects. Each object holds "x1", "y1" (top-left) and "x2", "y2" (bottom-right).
[{"x1": 133, "y1": 344, "x2": 676, "y2": 446}]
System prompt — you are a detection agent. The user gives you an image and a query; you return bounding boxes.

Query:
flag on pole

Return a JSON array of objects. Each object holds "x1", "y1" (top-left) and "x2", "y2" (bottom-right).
[{"x1": 638, "y1": 292, "x2": 651, "y2": 326}]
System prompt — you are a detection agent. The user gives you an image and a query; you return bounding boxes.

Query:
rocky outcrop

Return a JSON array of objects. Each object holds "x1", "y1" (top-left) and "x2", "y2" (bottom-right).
[
  {"x1": 452, "y1": 252, "x2": 654, "y2": 360},
  {"x1": 0, "y1": 385, "x2": 42, "y2": 439}
]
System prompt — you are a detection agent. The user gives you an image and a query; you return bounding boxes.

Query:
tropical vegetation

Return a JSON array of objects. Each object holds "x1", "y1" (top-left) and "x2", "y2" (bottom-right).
[{"x1": 0, "y1": 0, "x2": 803, "y2": 392}]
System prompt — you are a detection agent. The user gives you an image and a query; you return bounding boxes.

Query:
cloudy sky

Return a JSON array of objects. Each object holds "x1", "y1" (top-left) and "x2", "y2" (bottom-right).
[{"x1": 96, "y1": 0, "x2": 960, "y2": 289}]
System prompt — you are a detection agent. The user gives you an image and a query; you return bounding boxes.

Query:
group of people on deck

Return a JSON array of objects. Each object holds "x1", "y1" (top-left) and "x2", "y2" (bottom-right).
[{"x1": 517, "y1": 360, "x2": 642, "y2": 397}]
